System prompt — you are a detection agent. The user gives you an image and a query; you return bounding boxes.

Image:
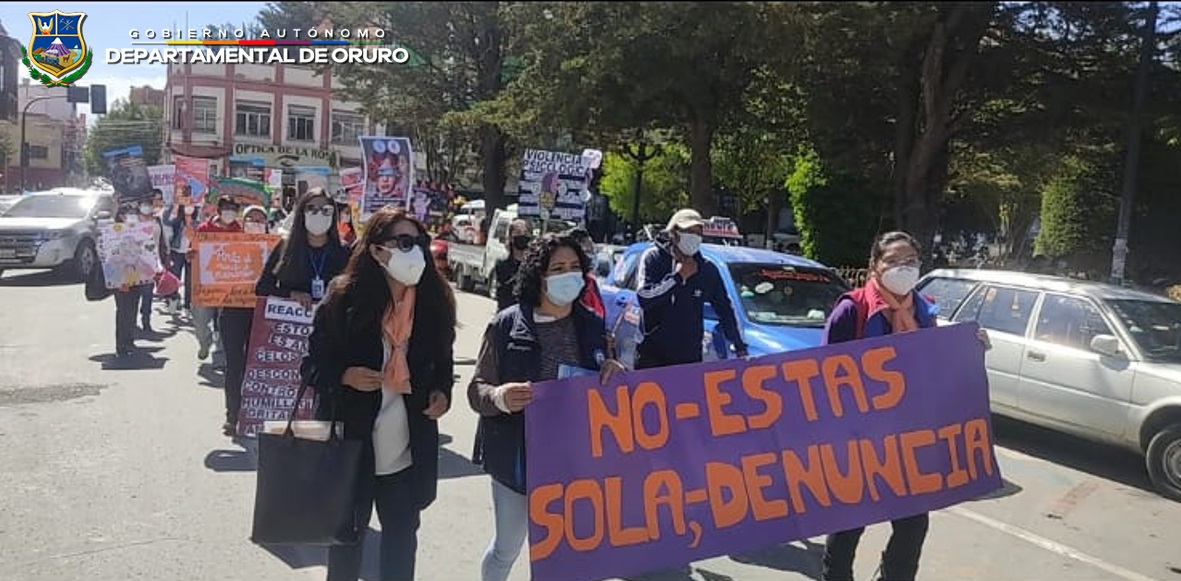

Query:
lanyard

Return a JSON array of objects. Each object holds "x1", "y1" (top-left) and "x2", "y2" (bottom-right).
[{"x1": 309, "y1": 247, "x2": 328, "y2": 279}]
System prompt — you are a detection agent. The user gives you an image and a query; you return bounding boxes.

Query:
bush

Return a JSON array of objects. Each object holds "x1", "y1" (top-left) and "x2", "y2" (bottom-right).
[{"x1": 786, "y1": 146, "x2": 883, "y2": 267}]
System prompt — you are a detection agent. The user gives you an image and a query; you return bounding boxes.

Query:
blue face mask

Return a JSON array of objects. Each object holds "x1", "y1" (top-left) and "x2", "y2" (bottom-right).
[{"x1": 544, "y1": 271, "x2": 585, "y2": 306}]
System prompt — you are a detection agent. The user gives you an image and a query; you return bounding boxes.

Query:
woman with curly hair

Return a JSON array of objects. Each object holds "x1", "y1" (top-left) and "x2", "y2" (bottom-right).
[
  {"x1": 301, "y1": 206, "x2": 457, "y2": 581},
  {"x1": 467, "y1": 232, "x2": 626, "y2": 581}
]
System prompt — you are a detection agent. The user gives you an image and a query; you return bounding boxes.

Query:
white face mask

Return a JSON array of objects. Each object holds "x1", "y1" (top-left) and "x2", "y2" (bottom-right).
[
  {"x1": 880, "y1": 265, "x2": 920, "y2": 296},
  {"x1": 676, "y1": 232, "x2": 702, "y2": 255},
  {"x1": 220, "y1": 210, "x2": 238, "y2": 224},
  {"x1": 244, "y1": 222, "x2": 266, "y2": 234},
  {"x1": 305, "y1": 212, "x2": 333, "y2": 236},
  {"x1": 545, "y1": 271, "x2": 585, "y2": 306},
  {"x1": 384, "y1": 247, "x2": 426, "y2": 286},
  {"x1": 139, "y1": 204, "x2": 153, "y2": 215}
]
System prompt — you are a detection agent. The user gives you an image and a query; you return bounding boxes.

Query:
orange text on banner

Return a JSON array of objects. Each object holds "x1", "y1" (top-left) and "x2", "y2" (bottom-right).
[{"x1": 192, "y1": 232, "x2": 280, "y2": 308}]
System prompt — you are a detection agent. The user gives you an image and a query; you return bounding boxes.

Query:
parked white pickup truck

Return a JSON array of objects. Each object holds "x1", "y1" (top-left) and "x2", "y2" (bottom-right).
[{"x1": 447, "y1": 203, "x2": 574, "y2": 297}]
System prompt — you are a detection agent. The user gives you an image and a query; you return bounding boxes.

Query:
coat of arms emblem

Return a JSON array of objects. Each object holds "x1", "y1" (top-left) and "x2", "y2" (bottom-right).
[{"x1": 22, "y1": 11, "x2": 92, "y2": 87}]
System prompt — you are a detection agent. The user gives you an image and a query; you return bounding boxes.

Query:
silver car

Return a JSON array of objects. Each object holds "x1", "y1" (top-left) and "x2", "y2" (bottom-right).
[
  {"x1": 0, "y1": 188, "x2": 115, "y2": 281},
  {"x1": 917, "y1": 269, "x2": 1181, "y2": 501}
]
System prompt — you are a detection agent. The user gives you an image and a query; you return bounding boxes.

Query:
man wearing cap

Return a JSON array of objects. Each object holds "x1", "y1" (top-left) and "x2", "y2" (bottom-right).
[{"x1": 634, "y1": 208, "x2": 747, "y2": 369}]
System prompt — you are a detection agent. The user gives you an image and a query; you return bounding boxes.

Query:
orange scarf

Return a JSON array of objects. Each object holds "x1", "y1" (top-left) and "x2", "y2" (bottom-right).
[
  {"x1": 867, "y1": 276, "x2": 919, "y2": 334},
  {"x1": 381, "y1": 284, "x2": 416, "y2": 394}
]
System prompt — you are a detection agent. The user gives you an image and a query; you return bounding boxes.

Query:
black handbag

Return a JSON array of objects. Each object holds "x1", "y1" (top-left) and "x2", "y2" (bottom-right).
[
  {"x1": 84, "y1": 264, "x2": 112, "y2": 302},
  {"x1": 250, "y1": 380, "x2": 363, "y2": 546}
]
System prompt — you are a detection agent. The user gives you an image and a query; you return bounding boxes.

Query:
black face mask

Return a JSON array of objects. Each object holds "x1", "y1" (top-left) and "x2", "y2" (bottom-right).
[{"x1": 511, "y1": 235, "x2": 531, "y2": 251}]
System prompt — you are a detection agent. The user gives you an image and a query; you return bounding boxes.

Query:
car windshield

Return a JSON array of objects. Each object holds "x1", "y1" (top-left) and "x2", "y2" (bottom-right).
[
  {"x1": 729, "y1": 263, "x2": 847, "y2": 328},
  {"x1": 1106, "y1": 299, "x2": 1181, "y2": 361},
  {"x1": 4, "y1": 195, "x2": 95, "y2": 219}
]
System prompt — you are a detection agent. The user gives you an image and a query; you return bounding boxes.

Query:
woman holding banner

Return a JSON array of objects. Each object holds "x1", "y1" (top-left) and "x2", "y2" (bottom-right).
[
  {"x1": 255, "y1": 188, "x2": 349, "y2": 308},
  {"x1": 467, "y1": 233, "x2": 625, "y2": 581},
  {"x1": 300, "y1": 206, "x2": 456, "y2": 581},
  {"x1": 821, "y1": 231, "x2": 990, "y2": 581}
]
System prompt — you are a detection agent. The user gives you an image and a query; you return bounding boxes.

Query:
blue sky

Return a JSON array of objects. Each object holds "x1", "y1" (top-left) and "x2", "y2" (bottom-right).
[{"x1": 2, "y1": 2, "x2": 266, "y2": 121}]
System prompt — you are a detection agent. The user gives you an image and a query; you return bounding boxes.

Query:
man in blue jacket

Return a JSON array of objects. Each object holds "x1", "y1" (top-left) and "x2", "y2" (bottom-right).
[{"x1": 634, "y1": 208, "x2": 747, "y2": 369}]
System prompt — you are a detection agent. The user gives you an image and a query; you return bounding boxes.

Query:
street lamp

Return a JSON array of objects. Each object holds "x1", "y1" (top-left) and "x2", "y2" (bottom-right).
[
  {"x1": 20, "y1": 95, "x2": 67, "y2": 193},
  {"x1": 620, "y1": 128, "x2": 667, "y2": 241}
]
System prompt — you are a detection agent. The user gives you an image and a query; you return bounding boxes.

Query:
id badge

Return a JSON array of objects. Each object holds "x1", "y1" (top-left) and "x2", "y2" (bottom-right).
[{"x1": 311, "y1": 277, "x2": 325, "y2": 300}]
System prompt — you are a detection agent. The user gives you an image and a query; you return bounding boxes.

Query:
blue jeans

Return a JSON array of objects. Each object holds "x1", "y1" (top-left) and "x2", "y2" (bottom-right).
[{"x1": 481, "y1": 478, "x2": 528, "y2": 581}]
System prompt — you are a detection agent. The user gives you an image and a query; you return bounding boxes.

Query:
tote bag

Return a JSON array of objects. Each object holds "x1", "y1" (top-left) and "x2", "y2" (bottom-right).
[{"x1": 250, "y1": 380, "x2": 363, "y2": 546}]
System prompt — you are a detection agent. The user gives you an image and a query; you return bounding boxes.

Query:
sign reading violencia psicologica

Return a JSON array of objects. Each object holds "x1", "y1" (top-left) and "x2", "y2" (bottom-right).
[{"x1": 106, "y1": 26, "x2": 410, "y2": 66}]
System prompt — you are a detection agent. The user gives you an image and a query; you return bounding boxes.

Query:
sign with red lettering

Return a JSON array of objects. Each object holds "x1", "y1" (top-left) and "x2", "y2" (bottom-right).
[
  {"x1": 525, "y1": 322, "x2": 1000, "y2": 581},
  {"x1": 235, "y1": 296, "x2": 317, "y2": 438}
]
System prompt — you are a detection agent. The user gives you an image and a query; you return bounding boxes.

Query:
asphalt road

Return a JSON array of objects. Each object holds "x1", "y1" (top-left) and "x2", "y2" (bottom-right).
[{"x1": 2, "y1": 268, "x2": 1180, "y2": 581}]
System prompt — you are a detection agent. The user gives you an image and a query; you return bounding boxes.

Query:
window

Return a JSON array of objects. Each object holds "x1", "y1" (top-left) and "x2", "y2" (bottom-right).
[
  {"x1": 288, "y1": 105, "x2": 316, "y2": 141},
  {"x1": 192, "y1": 97, "x2": 218, "y2": 133},
  {"x1": 916, "y1": 277, "x2": 978, "y2": 319},
  {"x1": 954, "y1": 285, "x2": 1039, "y2": 337},
  {"x1": 171, "y1": 96, "x2": 184, "y2": 129},
  {"x1": 729, "y1": 264, "x2": 847, "y2": 327},
  {"x1": 27, "y1": 145, "x2": 49, "y2": 160},
  {"x1": 619, "y1": 254, "x2": 641, "y2": 290},
  {"x1": 1107, "y1": 299, "x2": 1181, "y2": 361},
  {"x1": 235, "y1": 101, "x2": 271, "y2": 137},
  {"x1": 1034, "y1": 295, "x2": 1112, "y2": 351},
  {"x1": 331, "y1": 110, "x2": 365, "y2": 144}
]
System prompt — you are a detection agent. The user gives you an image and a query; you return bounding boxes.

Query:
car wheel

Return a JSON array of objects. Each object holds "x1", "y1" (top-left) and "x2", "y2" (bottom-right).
[
  {"x1": 73, "y1": 239, "x2": 97, "y2": 282},
  {"x1": 1146, "y1": 423, "x2": 1181, "y2": 502}
]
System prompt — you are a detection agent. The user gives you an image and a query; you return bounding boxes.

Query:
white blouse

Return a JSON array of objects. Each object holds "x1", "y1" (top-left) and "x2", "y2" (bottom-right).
[{"x1": 372, "y1": 337, "x2": 413, "y2": 476}]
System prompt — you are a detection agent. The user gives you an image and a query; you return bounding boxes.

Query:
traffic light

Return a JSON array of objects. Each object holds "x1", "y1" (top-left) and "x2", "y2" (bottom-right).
[
  {"x1": 66, "y1": 86, "x2": 89, "y2": 104},
  {"x1": 90, "y1": 84, "x2": 106, "y2": 115}
]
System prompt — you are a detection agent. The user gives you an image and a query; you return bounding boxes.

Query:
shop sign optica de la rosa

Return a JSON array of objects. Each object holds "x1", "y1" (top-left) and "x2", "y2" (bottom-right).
[{"x1": 232, "y1": 143, "x2": 340, "y2": 169}]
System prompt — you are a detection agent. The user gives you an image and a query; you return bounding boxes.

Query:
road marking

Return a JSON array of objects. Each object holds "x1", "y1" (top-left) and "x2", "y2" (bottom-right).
[{"x1": 948, "y1": 506, "x2": 1162, "y2": 581}]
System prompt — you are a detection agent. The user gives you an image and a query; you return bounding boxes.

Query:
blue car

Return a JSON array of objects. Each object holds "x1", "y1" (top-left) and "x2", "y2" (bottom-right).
[{"x1": 600, "y1": 242, "x2": 851, "y2": 368}]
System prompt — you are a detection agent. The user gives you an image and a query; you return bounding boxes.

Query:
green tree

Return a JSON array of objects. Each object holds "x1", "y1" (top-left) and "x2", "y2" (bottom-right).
[
  {"x1": 317, "y1": 2, "x2": 515, "y2": 210},
  {"x1": 1034, "y1": 154, "x2": 1118, "y2": 274},
  {"x1": 84, "y1": 99, "x2": 163, "y2": 178},
  {"x1": 786, "y1": 145, "x2": 884, "y2": 267},
  {"x1": 599, "y1": 145, "x2": 690, "y2": 225}
]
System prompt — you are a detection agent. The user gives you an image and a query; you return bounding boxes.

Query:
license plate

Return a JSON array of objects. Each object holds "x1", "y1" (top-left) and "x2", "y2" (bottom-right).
[{"x1": 0, "y1": 249, "x2": 16, "y2": 258}]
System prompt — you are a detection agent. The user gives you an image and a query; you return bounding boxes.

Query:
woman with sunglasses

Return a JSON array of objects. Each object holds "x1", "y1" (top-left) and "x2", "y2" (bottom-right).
[
  {"x1": 255, "y1": 188, "x2": 348, "y2": 310},
  {"x1": 301, "y1": 206, "x2": 456, "y2": 581}
]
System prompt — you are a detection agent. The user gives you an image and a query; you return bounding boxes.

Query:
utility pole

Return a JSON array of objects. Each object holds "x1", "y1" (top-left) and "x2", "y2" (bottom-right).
[
  {"x1": 1111, "y1": 0, "x2": 1159, "y2": 286},
  {"x1": 621, "y1": 129, "x2": 662, "y2": 242}
]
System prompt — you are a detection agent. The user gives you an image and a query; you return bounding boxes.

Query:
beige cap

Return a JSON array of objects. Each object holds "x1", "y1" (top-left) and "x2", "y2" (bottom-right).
[{"x1": 666, "y1": 208, "x2": 705, "y2": 232}]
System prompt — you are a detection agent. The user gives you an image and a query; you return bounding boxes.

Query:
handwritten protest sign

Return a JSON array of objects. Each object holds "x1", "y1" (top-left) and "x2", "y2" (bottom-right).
[
  {"x1": 192, "y1": 232, "x2": 280, "y2": 307},
  {"x1": 525, "y1": 323, "x2": 1000, "y2": 581},
  {"x1": 96, "y1": 221, "x2": 161, "y2": 289},
  {"x1": 236, "y1": 296, "x2": 317, "y2": 437},
  {"x1": 517, "y1": 149, "x2": 591, "y2": 222},
  {"x1": 148, "y1": 165, "x2": 176, "y2": 205}
]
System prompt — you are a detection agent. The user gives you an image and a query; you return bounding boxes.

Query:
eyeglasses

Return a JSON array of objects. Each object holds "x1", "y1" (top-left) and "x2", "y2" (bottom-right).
[
  {"x1": 379, "y1": 234, "x2": 423, "y2": 252},
  {"x1": 305, "y1": 206, "x2": 335, "y2": 217}
]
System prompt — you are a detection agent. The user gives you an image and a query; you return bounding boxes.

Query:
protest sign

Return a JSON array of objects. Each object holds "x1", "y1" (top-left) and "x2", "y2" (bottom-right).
[
  {"x1": 359, "y1": 135, "x2": 413, "y2": 216},
  {"x1": 148, "y1": 165, "x2": 176, "y2": 206},
  {"x1": 102, "y1": 145, "x2": 153, "y2": 203},
  {"x1": 229, "y1": 156, "x2": 265, "y2": 181},
  {"x1": 96, "y1": 221, "x2": 161, "y2": 289},
  {"x1": 213, "y1": 177, "x2": 270, "y2": 208},
  {"x1": 173, "y1": 155, "x2": 210, "y2": 208},
  {"x1": 525, "y1": 323, "x2": 1001, "y2": 581},
  {"x1": 340, "y1": 167, "x2": 364, "y2": 203},
  {"x1": 517, "y1": 149, "x2": 591, "y2": 222},
  {"x1": 236, "y1": 296, "x2": 317, "y2": 437},
  {"x1": 264, "y1": 168, "x2": 283, "y2": 194},
  {"x1": 192, "y1": 232, "x2": 280, "y2": 307}
]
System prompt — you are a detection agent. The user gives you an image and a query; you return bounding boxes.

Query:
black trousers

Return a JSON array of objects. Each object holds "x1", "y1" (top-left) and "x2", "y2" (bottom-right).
[
  {"x1": 217, "y1": 307, "x2": 255, "y2": 425},
  {"x1": 822, "y1": 513, "x2": 930, "y2": 581},
  {"x1": 169, "y1": 251, "x2": 190, "y2": 308},
  {"x1": 113, "y1": 289, "x2": 141, "y2": 352},
  {"x1": 138, "y1": 283, "x2": 154, "y2": 321},
  {"x1": 328, "y1": 468, "x2": 422, "y2": 581}
]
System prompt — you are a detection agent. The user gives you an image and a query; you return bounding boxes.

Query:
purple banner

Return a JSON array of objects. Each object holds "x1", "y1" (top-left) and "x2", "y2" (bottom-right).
[{"x1": 525, "y1": 322, "x2": 1001, "y2": 581}]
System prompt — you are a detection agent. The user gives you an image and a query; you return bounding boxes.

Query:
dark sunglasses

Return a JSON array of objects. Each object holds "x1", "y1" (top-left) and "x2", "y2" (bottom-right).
[
  {"x1": 379, "y1": 233, "x2": 424, "y2": 252},
  {"x1": 305, "y1": 206, "x2": 335, "y2": 216}
]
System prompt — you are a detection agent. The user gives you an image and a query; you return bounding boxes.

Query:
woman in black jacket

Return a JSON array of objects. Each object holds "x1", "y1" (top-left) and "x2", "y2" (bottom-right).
[
  {"x1": 468, "y1": 232, "x2": 625, "y2": 581},
  {"x1": 301, "y1": 206, "x2": 456, "y2": 581},
  {"x1": 255, "y1": 188, "x2": 349, "y2": 308}
]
